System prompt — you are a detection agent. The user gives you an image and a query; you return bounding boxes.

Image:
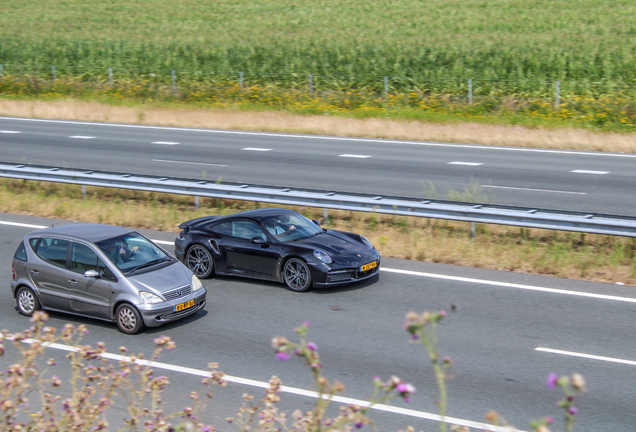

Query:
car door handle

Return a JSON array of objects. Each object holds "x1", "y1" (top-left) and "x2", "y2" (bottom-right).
[
  {"x1": 68, "y1": 279, "x2": 78, "y2": 285},
  {"x1": 30, "y1": 270, "x2": 39, "y2": 276}
]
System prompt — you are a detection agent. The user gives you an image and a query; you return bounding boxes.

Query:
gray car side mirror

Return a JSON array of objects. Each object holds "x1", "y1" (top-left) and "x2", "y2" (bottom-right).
[{"x1": 84, "y1": 270, "x2": 100, "y2": 278}]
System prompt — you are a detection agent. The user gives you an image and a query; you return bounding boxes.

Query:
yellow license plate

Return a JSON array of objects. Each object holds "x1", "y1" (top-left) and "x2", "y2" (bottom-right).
[
  {"x1": 175, "y1": 299, "x2": 194, "y2": 312},
  {"x1": 360, "y1": 261, "x2": 377, "y2": 272}
]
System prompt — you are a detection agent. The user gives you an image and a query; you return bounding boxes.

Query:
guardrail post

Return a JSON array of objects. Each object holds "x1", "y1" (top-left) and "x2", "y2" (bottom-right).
[
  {"x1": 0, "y1": 64, "x2": 3, "y2": 77},
  {"x1": 468, "y1": 78, "x2": 473, "y2": 104},
  {"x1": 323, "y1": 208, "x2": 328, "y2": 224},
  {"x1": 171, "y1": 69, "x2": 177, "y2": 97},
  {"x1": 555, "y1": 80, "x2": 560, "y2": 108},
  {"x1": 239, "y1": 72, "x2": 244, "y2": 90},
  {"x1": 309, "y1": 73, "x2": 313, "y2": 94},
  {"x1": 51, "y1": 65, "x2": 56, "y2": 82},
  {"x1": 384, "y1": 76, "x2": 389, "y2": 99},
  {"x1": 108, "y1": 67, "x2": 113, "y2": 86},
  {"x1": 470, "y1": 221, "x2": 476, "y2": 239},
  {"x1": 195, "y1": 196, "x2": 200, "y2": 210},
  {"x1": 81, "y1": 185, "x2": 86, "y2": 200}
]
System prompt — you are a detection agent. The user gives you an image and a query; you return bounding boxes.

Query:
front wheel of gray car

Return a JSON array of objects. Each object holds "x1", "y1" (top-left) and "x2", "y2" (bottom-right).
[
  {"x1": 283, "y1": 258, "x2": 312, "y2": 292},
  {"x1": 116, "y1": 303, "x2": 144, "y2": 334},
  {"x1": 16, "y1": 287, "x2": 40, "y2": 316},
  {"x1": 186, "y1": 245, "x2": 214, "y2": 279}
]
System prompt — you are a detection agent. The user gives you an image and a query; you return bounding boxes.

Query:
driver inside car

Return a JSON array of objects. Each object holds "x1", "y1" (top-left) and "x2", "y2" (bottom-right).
[
  {"x1": 103, "y1": 239, "x2": 139, "y2": 264},
  {"x1": 263, "y1": 217, "x2": 296, "y2": 239}
]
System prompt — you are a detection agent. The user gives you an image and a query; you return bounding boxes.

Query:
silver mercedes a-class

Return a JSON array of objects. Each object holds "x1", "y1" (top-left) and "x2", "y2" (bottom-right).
[{"x1": 10, "y1": 223, "x2": 207, "y2": 334}]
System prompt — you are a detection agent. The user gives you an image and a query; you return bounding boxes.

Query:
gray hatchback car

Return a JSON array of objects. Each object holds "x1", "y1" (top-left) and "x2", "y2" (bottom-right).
[{"x1": 10, "y1": 223, "x2": 207, "y2": 334}]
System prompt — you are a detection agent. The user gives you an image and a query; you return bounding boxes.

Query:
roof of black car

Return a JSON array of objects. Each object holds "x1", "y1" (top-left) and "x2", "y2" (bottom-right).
[
  {"x1": 209, "y1": 207, "x2": 296, "y2": 223},
  {"x1": 28, "y1": 223, "x2": 134, "y2": 242}
]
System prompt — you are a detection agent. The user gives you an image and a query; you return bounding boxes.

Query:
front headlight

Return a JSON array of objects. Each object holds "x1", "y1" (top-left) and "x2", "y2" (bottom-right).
[
  {"x1": 313, "y1": 249, "x2": 333, "y2": 264},
  {"x1": 192, "y1": 275, "x2": 203, "y2": 291},
  {"x1": 360, "y1": 235, "x2": 374, "y2": 249},
  {"x1": 139, "y1": 291, "x2": 163, "y2": 304}
]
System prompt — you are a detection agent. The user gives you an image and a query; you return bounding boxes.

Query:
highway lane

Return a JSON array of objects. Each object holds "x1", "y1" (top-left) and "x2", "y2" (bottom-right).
[
  {"x1": 1, "y1": 117, "x2": 636, "y2": 216},
  {"x1": 1, "y1": 214, "x2": 636, "y2": 430}
]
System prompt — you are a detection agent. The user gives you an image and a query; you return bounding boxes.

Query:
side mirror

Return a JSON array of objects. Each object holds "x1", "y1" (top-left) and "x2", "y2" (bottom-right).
[
  {"x1": 312, "y1": 219, "x2": 321, "y2": 227},
  {"x1": 250, "y1": 237, "x2": 267, "y2": 244},
  {"x1": 84, "y1": 270, "x2": 100, "y2": 278}
]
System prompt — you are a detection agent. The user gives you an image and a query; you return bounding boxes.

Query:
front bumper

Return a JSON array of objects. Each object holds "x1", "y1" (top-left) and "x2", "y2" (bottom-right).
[
  {"x1": 138, "y1": 287, "x2": 207, "y2": 327},
  {"x1": 312, "y1": 256, "x2": 381, "y2": 287}
]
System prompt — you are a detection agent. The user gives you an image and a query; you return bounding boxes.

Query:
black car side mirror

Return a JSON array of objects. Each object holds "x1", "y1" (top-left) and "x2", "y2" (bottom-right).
[
  {"x1": 312, "y1": 219, "x2": 321, "y2": 227},
  {"x1": 250, "y1": 237, "x2": 267, "y2": 245}
]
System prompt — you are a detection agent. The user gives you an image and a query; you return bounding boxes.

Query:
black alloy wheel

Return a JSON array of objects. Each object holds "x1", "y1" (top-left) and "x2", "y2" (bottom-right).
[
  {"x1": 186, "y1": 245, "x2": 214, "y2": 278},
  {"x1": 283, "y1": 258, "x2": 312, "y2": 292},
  {"x1": 116, "y1": 303, "x2": 143, "y2": 334},
  {"x1": 16, "y1": 287, "x2": 40, "y2": 316}
]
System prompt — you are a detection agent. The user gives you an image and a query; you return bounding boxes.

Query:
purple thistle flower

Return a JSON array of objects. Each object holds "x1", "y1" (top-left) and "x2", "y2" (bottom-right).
[
  {"x1": 303, "y1": 321, "x2": 310, "y2": 327},
  {"x1": 276, "y1": 352, "x2": 290, "y2": 362},
  {"x1": 396, "y1": 383, "x2": 408, "y2": 393},
  {"x1": 546, "y1": 417, "x2": 554, "y2": 424},
  {"x1": 307, "y1": 342, "x2": 318, "y2": 351},
  {"x1": 355, "y1": 422, "x2": 364, "y2": 429},
  {"x1": 546, "y1": 373, "x2": 558, "y2": 389},
  {"x1": 404, "y1": 396, "x2": 411, "y2": 403},
  {"x1": 569, "y1": 407, "x2": 578, "y2": 415}
]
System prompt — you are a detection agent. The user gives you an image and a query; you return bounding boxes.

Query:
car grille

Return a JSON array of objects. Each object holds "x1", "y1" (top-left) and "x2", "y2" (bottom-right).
[
  {"x1": 163, "y1": 285, "x2": 192, "y2": 301},
  {"x1": 327, "y1": 271, "x2": 353, "y2": 283}
]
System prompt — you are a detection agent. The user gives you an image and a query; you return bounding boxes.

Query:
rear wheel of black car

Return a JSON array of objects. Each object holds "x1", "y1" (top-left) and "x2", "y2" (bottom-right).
[
  {"x1": 116, "y1": 303, "x2": 143, "y2": 334},
  {"x1": 16, "y1": 287, "x2": 40, "y2": 316},
  {"x1": 283, "y1": 258, "x2": 312, "y2": 292},
  {"x1": 186, "y1": 245, "x2": 214, "y2": 278}
]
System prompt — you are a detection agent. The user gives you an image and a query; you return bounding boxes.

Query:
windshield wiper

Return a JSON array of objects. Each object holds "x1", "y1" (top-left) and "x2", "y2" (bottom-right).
[{"x1": 128, "y1": 258, "x2": 171, "y2": 273}]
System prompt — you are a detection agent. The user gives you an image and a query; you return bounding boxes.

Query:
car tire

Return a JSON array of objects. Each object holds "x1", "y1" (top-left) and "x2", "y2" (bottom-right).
[
  {"x1": 116, "y1": 303, "x2": 144, "y2": 334},
  {"x1": 186, "y1": 245, "x2": 214, "y2": 279},
  {"x1": 16, "y1": 287, "x2": 40, "y2": 316},
  {"x1": 283, "y1": 258, "x2": 312, "y2": 292}
]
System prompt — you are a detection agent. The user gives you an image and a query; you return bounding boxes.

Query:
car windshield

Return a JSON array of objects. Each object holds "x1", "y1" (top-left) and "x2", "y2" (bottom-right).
[
  {"x1": 261, "y1": 213, "x2": 322, "y2": 243},
  {"x1": 96, "y1": 232, "x2": 170, "y2": 274}
]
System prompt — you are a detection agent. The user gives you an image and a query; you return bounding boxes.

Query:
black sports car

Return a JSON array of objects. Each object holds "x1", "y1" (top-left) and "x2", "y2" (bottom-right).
[{"x1": 174, "y1": 208, "x2": 380, "y2": 291}]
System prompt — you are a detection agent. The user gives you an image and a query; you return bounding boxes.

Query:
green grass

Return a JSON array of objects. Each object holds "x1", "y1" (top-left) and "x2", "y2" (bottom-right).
[{"x1": 2, "y1": 0, "x2": 636, "y2": 95}]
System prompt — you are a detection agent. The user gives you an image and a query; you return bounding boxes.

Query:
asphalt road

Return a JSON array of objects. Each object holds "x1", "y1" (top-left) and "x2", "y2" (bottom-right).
[
  {"x1": 1, "y1": 213, "x2": 636, "y2": 431},
  {"x1": 1, "y1": 117, "x2": 636, "y2": 216}
]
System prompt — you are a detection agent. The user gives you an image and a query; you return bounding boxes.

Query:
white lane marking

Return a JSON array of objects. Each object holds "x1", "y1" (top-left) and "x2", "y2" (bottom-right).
[
  {"x1": 242, "y1": 147, "x2": 272, "y2": 152},
  {"x1": 535, "y1": 347, "x2": 636, "y2": 367},
  {"x1": 152, "y1": 141, "x2": 180, "y2": 145},
  {"x1": 69, "y1": 136, "x2": 95, "y2": 139},
  {"x1": 0, "y1": 130, "x2": 21, "y2": 134},
  {"x1": 153, "y1": 159, "x2": 228, "y2": 167},
  {"x1": 1, "y1": 220, "x2": 634, "y2": 304},
  {"x1": 570, "y1": 170, "x2": 609, "y2": 175},
  {"x1": 448, "y1": 162, "x2": 483, "y2": 166},
  {"x1": 5, "y1": 337, "x2": 512, "y2": 432},
  {"x1": 380, "y1": 268, "x2": 636, "y2": 303},
  {"x1": 2, "y1": 117, "x2": 634, "y2": 159},
  {"x1": 481, "y1": 185, "x2": 586, "y2": 195},
  {"x1": 339, "y1": 154, "x2": 372, "y2": 158}
]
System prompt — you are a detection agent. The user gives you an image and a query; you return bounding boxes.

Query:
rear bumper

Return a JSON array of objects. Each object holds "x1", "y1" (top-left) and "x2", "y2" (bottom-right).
[{"x1": 138, "y1": 288, "x2": 207, "y2": 327}]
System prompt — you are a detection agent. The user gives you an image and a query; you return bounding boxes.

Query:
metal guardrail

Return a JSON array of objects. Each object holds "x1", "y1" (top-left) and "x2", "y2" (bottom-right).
[{"x1": 1, "y1": 162, "x2": 636, "y2": 237}]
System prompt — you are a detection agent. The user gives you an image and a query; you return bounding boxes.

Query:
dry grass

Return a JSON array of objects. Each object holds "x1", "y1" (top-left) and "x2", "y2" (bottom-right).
[
  {"x1": 2, "y1": 99, "x2": 636, "y2": 152},
  {"x1": 2, "y1": 179, "x2": 635, "y2": 286}
]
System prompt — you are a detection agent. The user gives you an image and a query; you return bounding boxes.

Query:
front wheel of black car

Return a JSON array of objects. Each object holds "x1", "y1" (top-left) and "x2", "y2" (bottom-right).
[
  {"x1": 16, "y1": 287, "x2": 40, "y2": 316},
  {"x1": 283, "y1": 258, "x2": 312, "y2": 292},
  {"x1": 186, "y1": 245, "x2": 214, "y2": 278},
  {"x1": 116, "y1": 303, "x2": 144, "y2": 334}
]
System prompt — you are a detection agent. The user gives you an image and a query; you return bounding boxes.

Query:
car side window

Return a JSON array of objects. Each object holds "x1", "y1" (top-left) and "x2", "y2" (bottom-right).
[
  {"x1": 35, "y1": 238, "x2": 70, "y2": 268},
  {"x1": 70, "y1": 243, "x2": 100, "y2": 274},
  {"x1": 231, "y1": 221, "x2": 267, "y2": 241},
  {"x1": 13, "y1": 241, "x2": 27, "y2": 262},
  {"x1": 29, "y1": 238, "x2": 39, "y2": 251},
  {"x1": 209, "y1": 222, "x2": 233, "y2": 236}
]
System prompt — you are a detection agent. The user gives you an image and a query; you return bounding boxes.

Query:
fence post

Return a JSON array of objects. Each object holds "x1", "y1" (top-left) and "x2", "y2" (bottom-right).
[
  {"x1": 468, "y1": 78, "x2": 473, "y2": 104},
  {"x1": 384, "y1": 76, "x2": 389, "y2": 98},
  {"x1": 51, "y1": 65, "x2": 56, "y2": 82},
  {"x1": 239, "y1": 71, "x2": 244, "y2": 90},
  {"x1": 108, "y1": 67, "x2": 113, "y2": 86},
  {"x1": 555, "y1": 80, "x2": 560, "y2": 108},
  {"x1": 171, "y1": 69, "x2": 177, "y2": 97},
  {"x1": 309, "y1": 73, "x2": 313, "y2": 94}
]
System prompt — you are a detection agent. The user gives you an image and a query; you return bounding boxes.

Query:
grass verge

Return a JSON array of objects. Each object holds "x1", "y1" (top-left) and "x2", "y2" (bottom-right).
[{"x1": 2, "y1": 178, "x2": 635, "y2": 286}]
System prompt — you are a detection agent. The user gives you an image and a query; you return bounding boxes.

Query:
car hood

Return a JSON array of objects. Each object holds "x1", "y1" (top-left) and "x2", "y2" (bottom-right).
[
  {"x1": 126, "y1": 261, "x2": 192, "y2": 295},
  {"x1": 292, "y1": 230, "x2": 377, "y2": 266}
]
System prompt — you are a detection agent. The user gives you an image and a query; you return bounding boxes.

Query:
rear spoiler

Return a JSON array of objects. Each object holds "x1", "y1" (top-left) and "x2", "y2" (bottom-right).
[{"x1": 178, "y1": 216, "x2": 219, "y2": 231}]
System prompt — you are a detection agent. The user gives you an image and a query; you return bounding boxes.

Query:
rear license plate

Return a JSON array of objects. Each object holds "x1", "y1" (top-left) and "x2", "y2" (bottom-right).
[
  {"x1": 174, "y1": 299, "x2": 195, "y2": 312},
  {"x1": 359, "y1": 261, "x2": 377, "y2": 272}
]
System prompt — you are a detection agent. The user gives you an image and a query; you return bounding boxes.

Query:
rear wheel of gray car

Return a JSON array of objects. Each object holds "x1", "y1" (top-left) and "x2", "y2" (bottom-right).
[
  {"x1": 186, "y1": 245, "x2": 214, "y2": 278},
  {"x1": 116, "y1": 304, "x2": 143, "y2": 334},
  {"x1": 283, "y1": 258, "x2": 312, "y2": 292},
  {"x1": 16, "y1": 287, "x2": 40, "y2": 316}
]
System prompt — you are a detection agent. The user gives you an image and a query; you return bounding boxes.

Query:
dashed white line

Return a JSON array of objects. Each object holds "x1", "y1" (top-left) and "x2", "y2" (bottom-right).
[
  {"x1": 448, "y1": 161, "x2": 483, "y2": 166},
  {"x1": 69, "y1": 136, "x2": 95, "y2": 139},
  {"x1": 339, "y1": 154, "x2": 372, "y2": 158},
  {"x1": 152, "y1": 141, "x2": 180, "y2": 145},
  {"x1": 153, "y1": 159, "x2": 228, "y2": 167},
  {"x1": 481, "y1": 185, "x2": 586, "y2": 195},
  {"x1": 6, "y1": 336, "x2": 512, "y2": 432},
  {"x1": 242, "y1": 147, "x2": 272, "y2": 152},
  {"x1": 570, "y1": 170, "x2": 609, "y2": 175},
  {"x1": 0, "y1": 130, "x2": 21, "y2": 134},
  {"x1": 535, "y1": 347, "x2": 636, "y2": 367}
]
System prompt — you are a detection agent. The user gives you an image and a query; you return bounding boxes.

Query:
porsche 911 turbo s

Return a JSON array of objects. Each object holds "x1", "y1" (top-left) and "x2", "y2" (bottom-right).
[{"x1": 174, "y1": 208, "x2": 380, "y2": 291}]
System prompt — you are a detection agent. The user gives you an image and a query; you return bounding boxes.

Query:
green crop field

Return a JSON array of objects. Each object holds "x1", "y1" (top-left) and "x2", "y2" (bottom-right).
[{"x1": 2, "y1": 0, "x2": 636, "y2": 88}]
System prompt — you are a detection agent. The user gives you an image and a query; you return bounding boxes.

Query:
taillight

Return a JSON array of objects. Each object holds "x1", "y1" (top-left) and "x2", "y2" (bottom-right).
[{"x1": 11, "y1": 263, "x2": 16, "y2": 280}]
